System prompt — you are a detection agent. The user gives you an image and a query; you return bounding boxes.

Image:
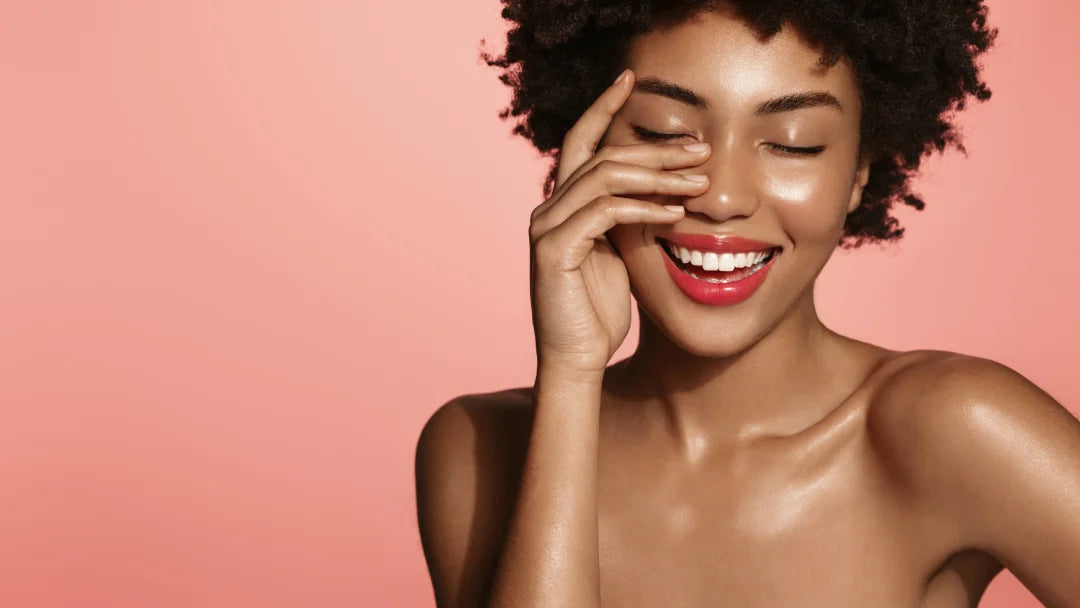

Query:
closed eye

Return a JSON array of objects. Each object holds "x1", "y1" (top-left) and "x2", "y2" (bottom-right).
[
  {"x1": 631, "y1": 126, "x2": 688, "y2": 141},
  {"x1": 766, "y1": 143, "x2": 826, "y2": 156},
  {"x1": 633, "y1": 126, "x2": 825, "y2": 157}
]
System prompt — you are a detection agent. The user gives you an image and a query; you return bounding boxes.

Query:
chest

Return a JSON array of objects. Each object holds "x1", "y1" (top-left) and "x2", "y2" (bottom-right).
[{"x1": 595, "y1": 436, "x2": 930, "y2": 607}]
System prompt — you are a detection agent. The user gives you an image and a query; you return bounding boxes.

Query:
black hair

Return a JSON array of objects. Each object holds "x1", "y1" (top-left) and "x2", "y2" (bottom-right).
[{"x1": 483, "y1": 0, "x2": 996, "y2": 248}]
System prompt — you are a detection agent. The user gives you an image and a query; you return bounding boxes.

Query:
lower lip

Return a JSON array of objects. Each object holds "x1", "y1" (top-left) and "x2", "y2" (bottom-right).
[{"x1": 659, "y1": 243, "x2": 779, "y2": 307}]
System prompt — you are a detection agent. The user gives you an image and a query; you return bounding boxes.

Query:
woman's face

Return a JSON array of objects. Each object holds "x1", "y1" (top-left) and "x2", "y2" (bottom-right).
[{"x1": 605, "y1": 9, "x2": 869, "y2": 356}]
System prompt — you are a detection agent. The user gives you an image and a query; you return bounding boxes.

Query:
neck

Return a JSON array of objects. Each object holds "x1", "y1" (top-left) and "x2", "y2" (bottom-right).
[{"x1": 610, "y1": 287, "x2": 866, "y2": 459}]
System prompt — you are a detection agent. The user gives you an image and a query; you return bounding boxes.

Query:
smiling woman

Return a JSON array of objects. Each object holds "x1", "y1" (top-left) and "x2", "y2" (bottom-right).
[{"x1": 414, "y1": 2, "x2": 1080, "y2": 607}]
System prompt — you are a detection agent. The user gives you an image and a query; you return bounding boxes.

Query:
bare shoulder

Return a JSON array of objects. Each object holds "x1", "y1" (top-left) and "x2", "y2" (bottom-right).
[
  {"x1": 414, "y1": 386, "x2": 535, "y2": 607},
  {"x1": 417, "y1": 386, "x2": 535, "y2": 456},
  {"x1": 866, "y1": 348, "x2": 1078, "y2": 471},
  {"x1": 866, "y1": 349, "x2": 1080, "y2": 605},
  {"x1": 416, "y1": 386, "x2": 536, "y2": 483}
]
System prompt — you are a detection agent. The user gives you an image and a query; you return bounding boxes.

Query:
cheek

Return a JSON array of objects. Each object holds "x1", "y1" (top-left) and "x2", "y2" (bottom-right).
[
  {"x1": 763, "y1": 165, "x2": 853, "y2": 243},
  {"x1": 605, "y1": 223, "x2": 650, "y2": 257}
]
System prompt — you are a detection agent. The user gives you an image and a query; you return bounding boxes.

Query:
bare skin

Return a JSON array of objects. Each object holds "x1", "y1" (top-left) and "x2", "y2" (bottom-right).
[{"x1": 416, "y1": 9, "x2": 1080, "y2": 608}]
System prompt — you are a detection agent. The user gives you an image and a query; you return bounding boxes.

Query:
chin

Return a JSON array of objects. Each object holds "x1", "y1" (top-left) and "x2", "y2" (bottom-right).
[{"x1": 634, "y1": 287, "x2": 781, "y2": 359}]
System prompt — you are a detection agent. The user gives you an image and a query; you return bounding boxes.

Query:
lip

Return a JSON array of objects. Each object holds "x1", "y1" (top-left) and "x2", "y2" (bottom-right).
[
  {"x1": 654, "y1": 232, "x2": 781, "y2": 254},
  {"x1": 656, "y1": 233, "x2": 781, "y2": 307}
]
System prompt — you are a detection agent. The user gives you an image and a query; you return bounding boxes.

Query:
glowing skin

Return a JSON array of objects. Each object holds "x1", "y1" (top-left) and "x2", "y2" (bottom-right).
[
  {"x1": 417, "y1": 7, "x2": 1080, "y2": 608},
  {"x1": 604, "y1": 12, "x2": 868, "y2": 363}
]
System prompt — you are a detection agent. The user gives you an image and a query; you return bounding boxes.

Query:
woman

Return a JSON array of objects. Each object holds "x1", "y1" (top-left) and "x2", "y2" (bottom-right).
[{"x1": 416, "y1": 2, "x2": 1080, "y2": 606}]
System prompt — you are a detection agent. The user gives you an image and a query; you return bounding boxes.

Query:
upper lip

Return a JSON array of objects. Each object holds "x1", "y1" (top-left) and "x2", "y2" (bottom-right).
[{"x1": 655, "y1": 232, "x2": 782, "y2": 254}]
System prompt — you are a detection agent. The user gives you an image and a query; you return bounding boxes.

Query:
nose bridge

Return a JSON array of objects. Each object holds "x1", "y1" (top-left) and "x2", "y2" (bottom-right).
[{"x1": 689, "y1": 132, "x2": 759, "y2": 220}]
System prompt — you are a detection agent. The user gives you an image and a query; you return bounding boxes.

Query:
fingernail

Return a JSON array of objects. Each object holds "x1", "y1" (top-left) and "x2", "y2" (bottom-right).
[
  {"x1": 683, "y1": 174, "x2": 708, "y2": 183},
  {"x1": 683, "y1": 143, "x2": 709, "y2": 153},
  {"x1": 613, "y1": 69, "x2": 630, "y2": 85},
  {"x1": 664, "y1": 205, "x2": 685, "y2": 213}
]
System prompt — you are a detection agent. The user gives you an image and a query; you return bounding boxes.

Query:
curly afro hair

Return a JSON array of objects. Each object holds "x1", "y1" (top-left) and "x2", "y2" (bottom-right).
[{"x1": 483, "y1": 0, "x2": 997, "y2": 248}]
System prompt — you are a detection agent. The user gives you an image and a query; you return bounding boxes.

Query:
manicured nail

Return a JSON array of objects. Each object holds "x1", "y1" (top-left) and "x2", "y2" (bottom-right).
[
  {"x1": 683, "y1": 174, "x2": 708, "y2": 183},
  {"x1": 664, "y1": 205, "x2": 685, "y2": 213},
  {"x1": 614, "y1": 69, "x2": 630, "y2": 85},
  {"x1": 683, "y1": 143, "x2": 709, "y2": 153}
]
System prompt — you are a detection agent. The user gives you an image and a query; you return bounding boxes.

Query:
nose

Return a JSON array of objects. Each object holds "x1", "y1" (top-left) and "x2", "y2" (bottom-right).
[{"x1": 681, "y1": 141, "x2": 759, "y2": 222}]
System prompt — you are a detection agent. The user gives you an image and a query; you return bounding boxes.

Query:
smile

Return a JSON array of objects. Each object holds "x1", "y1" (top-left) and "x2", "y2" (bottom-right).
[
  {"x1": 655, "y1": 234, "x2": 782, "y2": 307},
  {"x1": 661, "y1": 240, "x2": 780, "y2": 283}
]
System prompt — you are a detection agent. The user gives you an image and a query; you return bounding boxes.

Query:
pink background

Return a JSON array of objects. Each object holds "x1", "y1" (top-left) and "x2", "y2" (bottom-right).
[{"x1": 0, "y1": 1, "x2": 1076, "y2": 606}]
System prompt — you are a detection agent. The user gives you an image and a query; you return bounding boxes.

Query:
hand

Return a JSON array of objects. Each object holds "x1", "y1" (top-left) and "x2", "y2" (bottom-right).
[{"x1": 528, "y1": 69, "x2": 711, "y2": 375}]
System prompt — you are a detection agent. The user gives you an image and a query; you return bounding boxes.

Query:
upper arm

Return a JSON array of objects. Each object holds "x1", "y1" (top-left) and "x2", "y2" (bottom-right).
[
  {"x1": 414, "y1": 393, "x2": 531, "y2": 608},
  {"x1": 873, "y1": 353, "x2": 1080, "y2": 608}
]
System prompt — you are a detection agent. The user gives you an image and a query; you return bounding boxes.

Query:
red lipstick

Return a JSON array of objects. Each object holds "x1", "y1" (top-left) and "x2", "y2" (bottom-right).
[
  {"x1": 655, "y1": 232, "x2": 782, "y2": 307},
  {"x1": 657, "y1": 232, "x2": 778, "y2": 254}
]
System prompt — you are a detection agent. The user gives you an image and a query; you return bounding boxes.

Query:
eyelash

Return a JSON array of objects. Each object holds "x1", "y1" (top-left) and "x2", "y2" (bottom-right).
[
  {"x1": 630, "y1": 125, "x2": 826, "y2": 157},
  {"x1": 768, "y1": 144, "x2": 826, "y2": 157},
  {"x1": 632, "y1": 126, "x2": 690, "y2": 141}
]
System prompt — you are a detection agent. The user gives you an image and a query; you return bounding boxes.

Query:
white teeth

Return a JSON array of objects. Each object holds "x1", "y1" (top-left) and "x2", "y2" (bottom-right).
[{"x1": 662, "y1": 240, "x2": 777, "y2": 270}]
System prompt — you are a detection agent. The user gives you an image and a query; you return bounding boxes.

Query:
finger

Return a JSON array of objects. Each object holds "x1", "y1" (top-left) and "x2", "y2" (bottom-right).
[
  {"x1": 537, "y1": 141, "x2": 709, "y2": 217},
  {"x1": 554, "y1": 69, "x2": 635, "y2": 188},
  {"x1": 530, "y1": 161, "x2": 707, "y2": 243},
  {"x1": 560, "y1": 142, "x2": 710, "y2": 195},
  {"x1": 533, "y1": 196, "x2": 685, "y2": 271}
]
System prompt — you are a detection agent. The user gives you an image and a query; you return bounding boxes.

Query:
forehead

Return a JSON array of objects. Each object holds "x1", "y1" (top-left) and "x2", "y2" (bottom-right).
[{"x1": 624, "y1": 10, "x2": 860, "y2": 111}]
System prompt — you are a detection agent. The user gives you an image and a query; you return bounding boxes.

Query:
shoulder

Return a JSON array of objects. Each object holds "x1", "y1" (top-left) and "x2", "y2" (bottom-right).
[
  {"x1": 867, "y1": 348, "x2": 1077, "y2": 490},
  {"x1": 866, "y1": 349, "x2": 1076, "y2": 472},
  {"x1": 867, "y1": 349, "x2": 1047, "y2": 436},
  {"x1": 414, "y1": 387, "x2": 535, "y2": 606},
  {"x1": 416, "y1": 387, "x2": 535, "y2": 494},
  {"x1": 866, "y1": 350, "x2": 1080, "y2": 603},
  {"x1": 417, "y1": 386, "x2": 535, "y2": 461}
]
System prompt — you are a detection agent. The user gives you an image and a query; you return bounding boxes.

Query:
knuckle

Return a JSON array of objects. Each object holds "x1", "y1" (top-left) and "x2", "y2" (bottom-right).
[
  {"x1": 666, "y1": 171, "x2": 693, "y2": 186},
  {"x1": 589, "y1": 195, "x2": 618, "y2": 215},
  {"x1": 593, "y1": 159, "x2": 622, "y2": 179},
  {"x1": 593, "y1": 145, "x2": 617, "y2": 163},
  {"x1": 573, "y1": 166, "x2": 604, "y2": 190},
  {"x1": 532, "y1": 234, "x2": 559, "y2": 262}
]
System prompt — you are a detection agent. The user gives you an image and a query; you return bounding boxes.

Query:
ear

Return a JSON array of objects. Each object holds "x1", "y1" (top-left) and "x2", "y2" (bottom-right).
[{"x1": 847, "y1": 155, "x2": 870, "y2": 215}]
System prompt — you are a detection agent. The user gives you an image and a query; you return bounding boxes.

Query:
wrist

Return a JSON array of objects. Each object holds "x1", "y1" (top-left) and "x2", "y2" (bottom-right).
[{"x1": 535, "y1": 360, "x2": 606, "y2": 388}]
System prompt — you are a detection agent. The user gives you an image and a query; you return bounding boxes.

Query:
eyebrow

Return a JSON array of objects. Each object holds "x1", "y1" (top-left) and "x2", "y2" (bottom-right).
[{"x1": 633, "y1": 77, "x2": 843, "y2": 115}]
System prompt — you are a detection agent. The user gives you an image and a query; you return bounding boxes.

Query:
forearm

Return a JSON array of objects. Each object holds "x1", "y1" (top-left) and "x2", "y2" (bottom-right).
[{"x1": 486, "y1": 365, "x2": 604, "y2": 608}]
